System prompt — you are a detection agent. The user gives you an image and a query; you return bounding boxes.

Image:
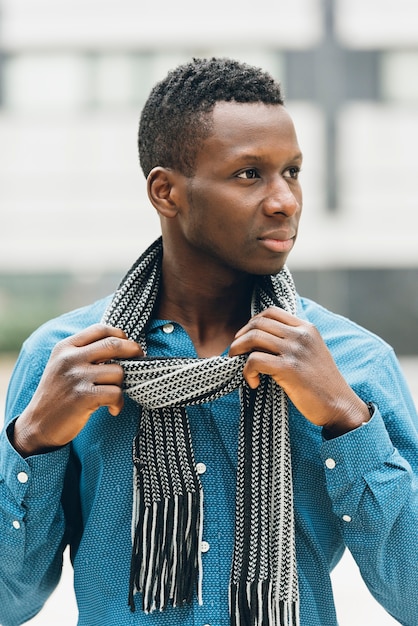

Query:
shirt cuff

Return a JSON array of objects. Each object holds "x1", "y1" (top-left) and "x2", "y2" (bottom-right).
[
  {"x1": 320, "y1": 406, "x2": 413, "y2": 525},
  {"x1": 320, "y1": 405, "x2": 394, "y2": 484},
  {"x1": 0, "y1": 419, "x2": 70, "y2": 506}
]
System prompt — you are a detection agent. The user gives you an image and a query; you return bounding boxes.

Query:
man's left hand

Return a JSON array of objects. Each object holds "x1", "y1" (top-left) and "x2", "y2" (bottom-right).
[{"x1": 229, "y1": 306, "x2": 371, "y2": 437}]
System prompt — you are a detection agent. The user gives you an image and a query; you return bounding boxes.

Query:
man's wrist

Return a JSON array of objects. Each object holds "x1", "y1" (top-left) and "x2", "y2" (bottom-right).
[
  {"x1": 8, "y1": 419, "x2": 37, "y2": 458},
  {"x1": 9, "y1": 417, "x2": 61, "y2": 458},
  {"x1": 323, "y1": 400, "x2": 374, "y2": 440}
]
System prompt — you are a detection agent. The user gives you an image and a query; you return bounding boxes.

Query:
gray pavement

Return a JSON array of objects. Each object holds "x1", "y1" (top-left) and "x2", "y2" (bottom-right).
[{"x1": 2, "y1": 354, "x2": 417, "y2": 625}]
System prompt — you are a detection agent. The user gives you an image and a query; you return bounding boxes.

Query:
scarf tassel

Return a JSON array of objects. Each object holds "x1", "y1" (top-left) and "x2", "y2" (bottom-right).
[
  {"x1": 229, "y1": 580, "x2": 299, "y2": 626},
  {"x1": 128, "y1": 485, "x2": 204, "y2": 613}
]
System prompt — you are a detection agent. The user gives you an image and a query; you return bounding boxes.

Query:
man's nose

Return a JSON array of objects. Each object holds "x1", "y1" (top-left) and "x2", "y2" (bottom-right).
[{"x1": 262, "y1": 176, "x2": 300, "y2": 216}]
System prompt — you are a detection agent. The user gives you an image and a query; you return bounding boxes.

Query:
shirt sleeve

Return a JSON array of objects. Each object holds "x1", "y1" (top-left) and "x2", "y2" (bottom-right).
[
  {"x1": 0, "y1": 299, "x2": 106, "y2": 625},
  {"x1": 321, "y1": 349, "x2": 418, "y2": 625},
  {"x1": 0, "y1": 339, "x2": 73, "y2": 626},
  {"x1": 0, "y1": 423, "x2": 71, "y2": 625}
]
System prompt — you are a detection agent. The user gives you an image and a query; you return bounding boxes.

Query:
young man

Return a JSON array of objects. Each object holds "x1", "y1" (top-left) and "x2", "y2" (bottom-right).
[{"x1": 1, "y1": 58, "x2": 417, "y2": 626}]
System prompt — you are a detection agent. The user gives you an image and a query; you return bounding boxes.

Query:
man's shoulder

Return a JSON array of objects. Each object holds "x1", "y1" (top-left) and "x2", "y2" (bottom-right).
[
  {"x1": 296, "y1": 294, "x2": 392, "y2": 356},
  {"x1": 22, "y1": 295, "x2": 113, "y2": 355}
]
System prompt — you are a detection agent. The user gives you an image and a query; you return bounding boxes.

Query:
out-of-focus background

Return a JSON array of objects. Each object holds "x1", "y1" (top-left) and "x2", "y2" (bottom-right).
[{"x1": 0, "y1": 0, "x2": 417, "y2": 624}]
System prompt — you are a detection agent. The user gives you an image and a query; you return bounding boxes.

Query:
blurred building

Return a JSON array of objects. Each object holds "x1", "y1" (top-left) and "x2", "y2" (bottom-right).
[{"x1": 0, "y1": 0, "x2": 417, "y2": 353}]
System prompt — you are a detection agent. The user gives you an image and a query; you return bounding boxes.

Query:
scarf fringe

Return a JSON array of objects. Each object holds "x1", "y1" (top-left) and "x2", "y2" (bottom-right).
[
  {"x1": 128, "y1": 488, "x2": 204, "y2": 613},
  {"x1": 229, "y1": 581, "x2": 300, "y2": 626}
]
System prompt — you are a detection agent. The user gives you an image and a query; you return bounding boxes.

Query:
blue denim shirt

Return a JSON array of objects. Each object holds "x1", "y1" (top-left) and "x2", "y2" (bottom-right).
[{"x1": 1, "y1": 295, "x2": 418, "y2": 626}]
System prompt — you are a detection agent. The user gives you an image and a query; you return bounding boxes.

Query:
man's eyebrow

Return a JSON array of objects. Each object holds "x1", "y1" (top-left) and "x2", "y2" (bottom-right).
[
  {"x1": 232, "y1": 151, "x2": 303, "y2": 163},
  {"x1": 292, "y1": 151, "x2": 304, "y2": 162}
]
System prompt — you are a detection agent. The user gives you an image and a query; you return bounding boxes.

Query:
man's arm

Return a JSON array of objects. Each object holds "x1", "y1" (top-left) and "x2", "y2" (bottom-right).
[
  {"x1": 321, "y1": 397, "x2": 418, "y2": 625},
  {"x1": 12, "y1": 324, "x2": 142, "y2": 456},
  {"x1": 0, "y1": 427, "x2": 72, "y2": 625},
  {"x1": 230, "y1": 306, "x2": 418, "y2": 624},
  {"x1": 0, "y1": 323, "x2": 142, "y2": 625}
]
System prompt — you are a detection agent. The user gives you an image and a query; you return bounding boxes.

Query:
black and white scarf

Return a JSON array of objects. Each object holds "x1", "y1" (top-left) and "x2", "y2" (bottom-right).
[{"x1": 102, "y1": 237, "x2": 299, "y2": 625}]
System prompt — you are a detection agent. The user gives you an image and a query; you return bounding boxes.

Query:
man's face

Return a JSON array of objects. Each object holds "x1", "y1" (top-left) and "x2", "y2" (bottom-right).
[{"x1": 174, "y1": 101, "x2": 303, "y2": 276}]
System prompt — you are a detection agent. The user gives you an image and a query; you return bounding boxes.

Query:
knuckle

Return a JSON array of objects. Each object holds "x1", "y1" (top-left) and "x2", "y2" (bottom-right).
[
  {"x1": 265, "y1": 306, "x2": 278, "y2": 315},
  {"x1": 71, "y1": 378, "x2": 92, "y2": 404},
  {"x1": 50, "y1": 338, "x2": 70, "y2": 358},
  {"x1": 93, "y1": 323, "x2": 109, "y2": 332},
  {"x1": 88, "y1": 382, "x2": 102, "y2": 400},
  {"x1": 245, "y1": 350, "x2": 265, "y2": 367},
  {"x1": 248, "y1": 328, "x2": 266, "y2": 344},
  {"x1": 102, "y1": 336, "x2": 123, "y2": 353},
  {"x1": 284, "y1": 351, "x2": 301, "y2": 371},
  {"x1": 115, "y1": 365, "x2": 125, "y2": 385},
  {"x1": 107, "y1": 362, "x2": 125, "y2": 385},
  {"x1": 247, "y1": 315, "x2": 267, "y2": 332},
  {"x1": 296, "y1": 322, "x2": 315, "y2": 346},
  {"x1": 244, "y1": 352, "x2": 257, "y2": 371},
  {"x1": 95, "y1": 323, "x2": 124, "y2": 337},
  {"x1": 75, "y1": 378, "x2": 109, "y2": 411},
  {"x1": 52, "y1": 345, "x2": 78, "y2": 372},
  {"x1": 71, "y1": 366, "x2": 92, "y2": 390}
]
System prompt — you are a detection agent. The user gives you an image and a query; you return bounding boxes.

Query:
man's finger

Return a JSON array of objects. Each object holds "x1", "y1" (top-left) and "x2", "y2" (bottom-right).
[{"x1": 69, "y1": 323, "x2": 129, "y2": 348}]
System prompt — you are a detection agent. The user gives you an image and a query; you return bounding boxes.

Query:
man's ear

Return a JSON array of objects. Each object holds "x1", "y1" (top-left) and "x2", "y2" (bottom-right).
[{"x1": 147, "y1": 167, "x2": 183, "y2": 218}]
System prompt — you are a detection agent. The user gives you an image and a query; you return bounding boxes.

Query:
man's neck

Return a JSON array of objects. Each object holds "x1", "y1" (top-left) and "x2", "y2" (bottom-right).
[{"x1": 156, "y1": 261, "x2": 254, "y2": 358}]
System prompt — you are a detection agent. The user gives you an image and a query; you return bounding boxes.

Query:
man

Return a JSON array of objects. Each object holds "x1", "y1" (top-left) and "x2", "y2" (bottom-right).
[{"x1": 1, "y1": 57, "x2": 417, "y2": 626}]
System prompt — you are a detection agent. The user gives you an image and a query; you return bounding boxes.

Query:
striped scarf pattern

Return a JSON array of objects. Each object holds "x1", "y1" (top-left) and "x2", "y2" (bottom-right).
[{"x1": 102, "y1": 237, "x2": 299, "y2": 625}]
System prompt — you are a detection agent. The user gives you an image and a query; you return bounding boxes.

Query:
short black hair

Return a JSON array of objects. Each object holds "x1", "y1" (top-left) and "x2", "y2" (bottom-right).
[{"x1": 138, "y1": 57, "x2": 284, "y2": 178}]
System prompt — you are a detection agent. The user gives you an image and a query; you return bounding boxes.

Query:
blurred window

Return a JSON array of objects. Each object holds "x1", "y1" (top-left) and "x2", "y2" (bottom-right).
[
  {"x1": 1, "y1": 50, "x2": 284, "y2": 112},
  {"x1": 336, "y1": 0, "x2": 418, "y2": 47},
  {"x1": 381, "y1": 52, "x2": 418, "y2": 102},
  {"x1": 3, "y1": 54, "x2": 87, "y2": 111}
]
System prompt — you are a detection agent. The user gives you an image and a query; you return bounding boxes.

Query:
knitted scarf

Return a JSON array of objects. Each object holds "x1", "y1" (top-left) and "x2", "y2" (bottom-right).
[{"x1": 102, "y1": 237, "x2": 299, "y2": 626}]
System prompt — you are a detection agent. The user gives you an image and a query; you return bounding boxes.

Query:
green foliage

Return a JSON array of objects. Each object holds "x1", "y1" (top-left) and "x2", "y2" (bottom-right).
[
  {"x1": 0, "y1": 274, "x2": 70, "y2": 352},
  {"x1": 0, "y1": 272, "x2": 119, "y2": 354}
]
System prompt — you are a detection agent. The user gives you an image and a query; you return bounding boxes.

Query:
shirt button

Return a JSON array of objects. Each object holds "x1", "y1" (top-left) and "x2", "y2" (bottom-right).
[
  {"x1": 196, "y1": 462, "x2": 207, "y2": 475},
  {"x1": 201, "y1": 540, "x2": 210, "y2": 553},
  {"x1": 12, "y1": 520, "x2": 21, "y2": 529},
  {"x1": 162, "y1": 323, "x2": 174, "y2": 334},
  {"x1": 342, "y1": 514, "x2": 352, "y2": 523},
  {"x1": 325, "y1": 458, "x2": 336, "y2": 470},
  {"x1": 17, "y1": 471, "x2": 29, "y2": 483}
]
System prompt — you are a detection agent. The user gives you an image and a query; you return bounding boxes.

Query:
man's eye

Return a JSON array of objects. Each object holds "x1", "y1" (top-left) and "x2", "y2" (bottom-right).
[
  {"x1": 284, "y1": 166, "x2": 301, "y2": 180},
  {"x1": 237, "y1": 169, "x2": 259, "y2": 179}
]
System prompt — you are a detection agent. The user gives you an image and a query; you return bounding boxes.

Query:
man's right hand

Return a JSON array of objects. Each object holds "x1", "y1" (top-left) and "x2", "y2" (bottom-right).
[{"x1": 12, "y1": 324, "x2": 143, "y2": 457}]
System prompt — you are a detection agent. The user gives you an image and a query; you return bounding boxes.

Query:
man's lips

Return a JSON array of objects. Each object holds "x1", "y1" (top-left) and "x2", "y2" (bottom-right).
[{"x1": 258, "y1": 234, "x2": 295, "y2": 253}]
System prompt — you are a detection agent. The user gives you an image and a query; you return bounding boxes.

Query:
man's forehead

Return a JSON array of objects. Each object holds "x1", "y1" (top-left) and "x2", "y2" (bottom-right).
[
  {"x1": 191, "y1": 101, "x2": 301, "y2": 170},
  {"x1": 207, "y1": 101, "x2": 297, "y2": 145},
  {"x1": 211, "y1": 99, "x2": 286, "y2": 117}
]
